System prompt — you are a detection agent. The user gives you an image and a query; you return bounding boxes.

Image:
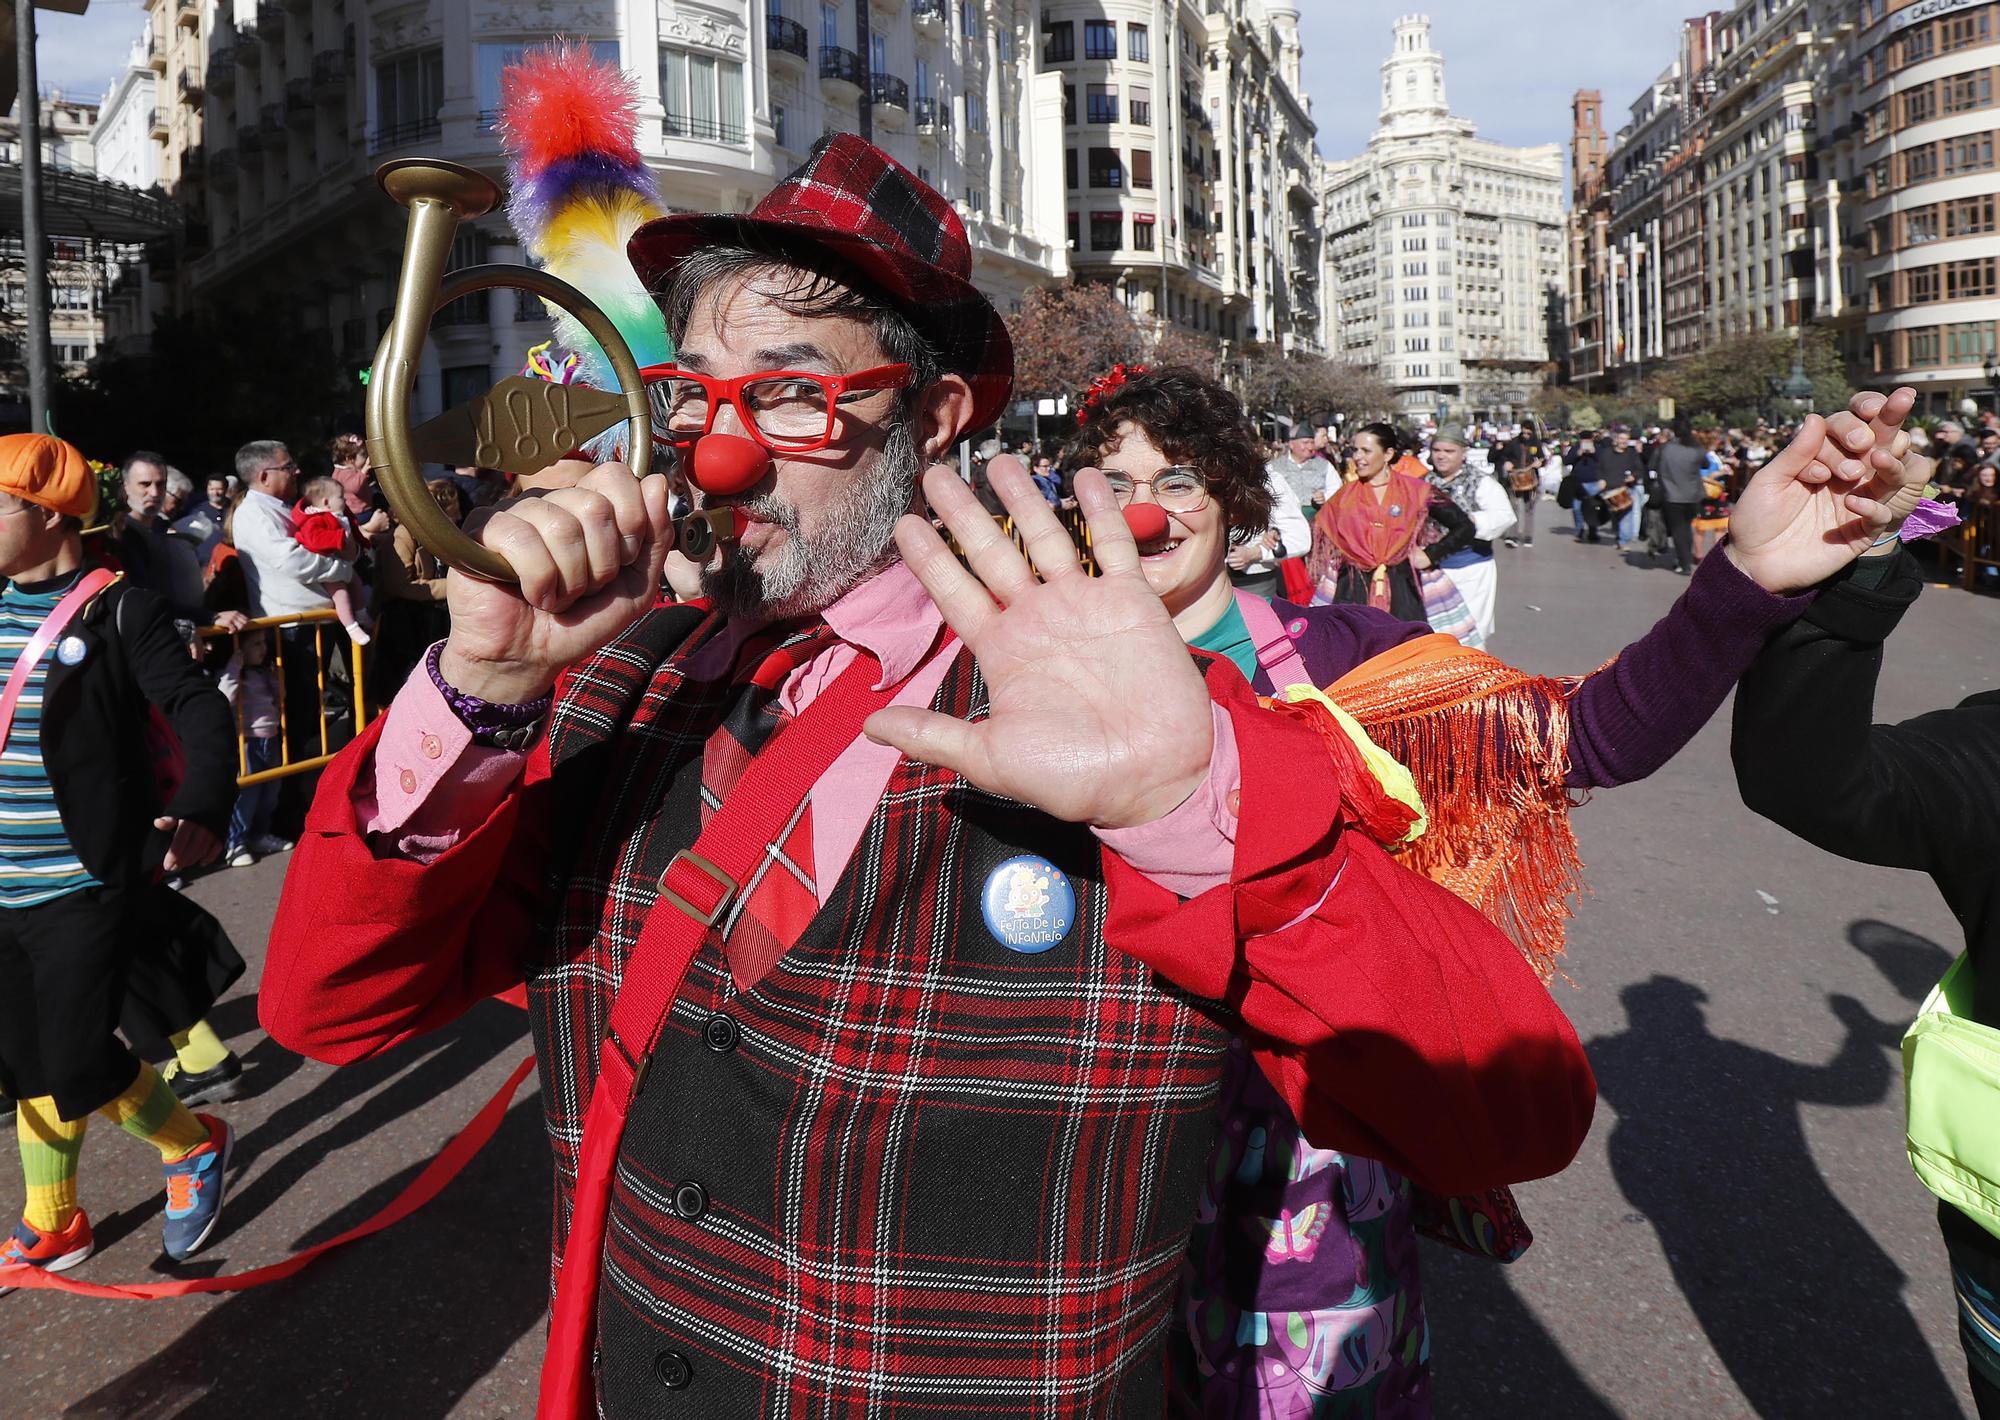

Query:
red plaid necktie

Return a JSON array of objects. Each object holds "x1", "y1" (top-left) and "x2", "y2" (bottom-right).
[{"x1": 699, "y1": 622, "x2": 842, "y2": 988}]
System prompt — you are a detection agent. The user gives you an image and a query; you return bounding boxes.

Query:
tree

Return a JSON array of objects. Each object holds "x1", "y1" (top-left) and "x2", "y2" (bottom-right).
[
  {"x1": 1237, "y1": 345, "x2": 1397, "y2": 435},
  {"x1": 1005, "y1": 282, "x2": 1144, "y2": 404},
  {"x1": 1146, "y1": 325, "x2": 1222, "y2": 379},
  {"x1": 1648, "y1": 324, "x2": 1849, "y2": 428}
]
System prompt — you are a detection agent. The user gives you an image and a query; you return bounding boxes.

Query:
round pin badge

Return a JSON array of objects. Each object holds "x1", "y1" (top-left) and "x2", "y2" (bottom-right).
[
  {"x1": 1286, "y1": 617, "x2": 1308, "y2": 637},
  {"x1": 55, "y1": 636, "x2": 88, "y2": 666},
  {"x1": 981, "y1": 855, "x2": 1077, "y2": 955}
]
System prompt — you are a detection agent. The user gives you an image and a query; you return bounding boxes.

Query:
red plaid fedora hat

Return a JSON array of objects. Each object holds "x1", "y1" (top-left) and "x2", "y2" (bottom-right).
[{"x1": 627, "y1": 134, "x2": 1014, "y2": 430}]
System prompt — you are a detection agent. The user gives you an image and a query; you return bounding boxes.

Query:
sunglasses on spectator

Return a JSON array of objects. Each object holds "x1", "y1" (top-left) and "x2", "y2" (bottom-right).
[
  {"x1": 1102, "y1": 466, "x2": 1211, "y2": 514},
  {"x1": 638, "y1": 363, "x2": 912, "y2": 453}
]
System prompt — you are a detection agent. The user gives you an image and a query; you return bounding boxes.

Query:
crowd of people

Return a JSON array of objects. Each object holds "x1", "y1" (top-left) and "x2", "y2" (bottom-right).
[{"x1": 1, "y1": 119, "x2": 1993, "y2": 1420}]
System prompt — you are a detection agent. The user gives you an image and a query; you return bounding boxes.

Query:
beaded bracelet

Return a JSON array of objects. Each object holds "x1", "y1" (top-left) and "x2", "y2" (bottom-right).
[{"x1": 426, "y1": 641, "x2": 552, "y2": 750}]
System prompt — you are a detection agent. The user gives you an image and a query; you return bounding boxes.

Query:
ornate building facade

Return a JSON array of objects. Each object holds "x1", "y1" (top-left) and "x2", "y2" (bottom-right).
[{"x1": 1321, "y1": 13, "x2": 1564, "y2": 419}]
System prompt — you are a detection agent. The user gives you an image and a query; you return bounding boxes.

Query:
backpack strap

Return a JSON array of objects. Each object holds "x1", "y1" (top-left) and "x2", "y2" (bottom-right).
[
  {"x1": 1232, "y1": 588, "x2": 1313, "y2": 693},
  {"x1": 0, "y1": 567, "x2": 118, "y2": 751}
]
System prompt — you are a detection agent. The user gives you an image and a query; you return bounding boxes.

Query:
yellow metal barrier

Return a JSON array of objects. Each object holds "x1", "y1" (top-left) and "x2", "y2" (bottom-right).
[
  {"x1": 198, "y1": 609, "x2": 369, "y2": 787},
  {"x1": 945, "y1": 506, "x2": 1101, "y2": 576}
]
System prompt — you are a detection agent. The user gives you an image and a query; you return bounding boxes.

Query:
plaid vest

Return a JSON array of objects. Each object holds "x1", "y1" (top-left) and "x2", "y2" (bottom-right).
[{"x1": 528, "y1": 605, "x2": 1233, "y2": 1416}]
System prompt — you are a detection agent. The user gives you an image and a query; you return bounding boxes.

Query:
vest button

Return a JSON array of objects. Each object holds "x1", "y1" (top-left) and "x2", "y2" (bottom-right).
[
  {"x1": 653, "y1": 1349, "x2": 693, "y2": 1390},
  {"x1": 703, "y1": 1013, "x2": 740, "y2": 1052},
  {"x1": 673, "y1": 1181, "x2": 709, "y2": 1221}
]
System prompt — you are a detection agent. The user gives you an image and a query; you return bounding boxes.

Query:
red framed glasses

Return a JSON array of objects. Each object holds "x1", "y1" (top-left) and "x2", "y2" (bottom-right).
[{"x1": 638, "y1": 362, "x2": 913, "y2": 453}]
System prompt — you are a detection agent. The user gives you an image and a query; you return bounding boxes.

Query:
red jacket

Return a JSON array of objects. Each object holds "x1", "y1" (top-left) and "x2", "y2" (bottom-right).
[{"x1": 261, "y1": 659, "x2": 1594, "y2": 1197}]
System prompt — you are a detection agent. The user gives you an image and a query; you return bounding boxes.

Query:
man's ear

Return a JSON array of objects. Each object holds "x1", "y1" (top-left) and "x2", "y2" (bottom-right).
[{"x1": 915, "y1": 374, "x2": 977, "y2": 462}]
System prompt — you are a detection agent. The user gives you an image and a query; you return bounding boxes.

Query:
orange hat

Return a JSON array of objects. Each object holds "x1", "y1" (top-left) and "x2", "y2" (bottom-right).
[{"x1": 0, "y1": 434, "x2": 98, "y2": 520}]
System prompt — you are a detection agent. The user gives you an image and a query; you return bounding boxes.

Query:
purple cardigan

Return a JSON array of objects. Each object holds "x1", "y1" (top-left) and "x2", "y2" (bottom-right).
[{"x1": 1257, "y1": 549, "x2": 1812, "y2": 789}]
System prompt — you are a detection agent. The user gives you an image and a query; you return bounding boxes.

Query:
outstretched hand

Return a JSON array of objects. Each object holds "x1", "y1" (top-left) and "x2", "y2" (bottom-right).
[
  {"x1": 863, "y1": 456, "x2": 1215, "y2": 829},
  {"x1": 1726, "y1": 386, "x2": 1931, "y2": 594}
]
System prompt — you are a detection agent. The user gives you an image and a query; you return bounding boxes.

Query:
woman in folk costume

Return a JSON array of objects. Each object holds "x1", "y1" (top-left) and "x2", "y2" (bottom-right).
[
  {"x1": 1062, "y1": 365, "x2": 1932, "y2": 1417},
  {"x1": 1307, "y1": 422, "x2": 1474, "y2": 624}
]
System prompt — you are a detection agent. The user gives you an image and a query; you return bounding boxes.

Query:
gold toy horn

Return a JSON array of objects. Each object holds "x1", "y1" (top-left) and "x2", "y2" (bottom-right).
[{"x1": 365, "y1": 158, "x2": 663, "y2": 584}]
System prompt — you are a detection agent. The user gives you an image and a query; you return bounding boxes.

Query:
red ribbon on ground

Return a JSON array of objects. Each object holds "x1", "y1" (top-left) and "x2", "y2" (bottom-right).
[{"x1": 4, "y1": 1051, "x2": 537, "y2": 1299}]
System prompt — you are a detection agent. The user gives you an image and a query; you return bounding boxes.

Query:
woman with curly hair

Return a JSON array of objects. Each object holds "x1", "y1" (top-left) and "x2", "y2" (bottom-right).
[
  {"x1": 1307, "y1": 421, "x2": 1476, "y2": 624},
  {"x1": 1064, "y1": 364, "x2": 1929, "y2": 1417}
]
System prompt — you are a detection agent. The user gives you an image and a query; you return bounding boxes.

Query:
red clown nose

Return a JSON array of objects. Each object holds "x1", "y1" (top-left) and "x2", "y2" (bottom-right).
[
  {"x1": 691, "y1": 433, "x2": 770, "y2": 496},
  {"x1": 1122, "y1": 502, "x2": 1169, "y2": 544}
]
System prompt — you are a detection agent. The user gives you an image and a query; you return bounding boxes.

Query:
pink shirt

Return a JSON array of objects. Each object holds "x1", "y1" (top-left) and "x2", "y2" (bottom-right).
[{"x1": 361, "y1": 560, "x2": 1242, "y2": 898}]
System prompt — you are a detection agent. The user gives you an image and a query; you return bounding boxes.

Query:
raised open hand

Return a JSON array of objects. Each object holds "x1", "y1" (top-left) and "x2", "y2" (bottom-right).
[
  {"x1": 864, "y1": 456, "x2": 1214, "y2": 829},
  {"x1": 1725, "y1": 386, "x2": 1930, "y2": 593}
]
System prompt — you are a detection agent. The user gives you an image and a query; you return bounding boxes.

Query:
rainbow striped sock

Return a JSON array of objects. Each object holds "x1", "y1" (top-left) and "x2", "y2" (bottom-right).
[
  {"x1": 95, "y1": 1062, "x2": 209, "y2": 1161},
  {"x1": 17, "y1": 1095, "x2": 87, "y2": 1235}
]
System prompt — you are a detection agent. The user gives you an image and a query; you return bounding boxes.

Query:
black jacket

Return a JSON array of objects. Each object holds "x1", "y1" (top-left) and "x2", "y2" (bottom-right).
[
  {"x1": 36, "y1": 572, "x2": 238, "y2": 886},
  {"x1": 1732, "y1": 549, "x2": 2000, "y2": 1029}
]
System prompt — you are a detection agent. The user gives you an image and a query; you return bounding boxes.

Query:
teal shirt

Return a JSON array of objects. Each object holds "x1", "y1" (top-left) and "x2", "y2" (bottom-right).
[
  {"x1": 0, "y1": 575, "x2": 101, "y2": 907},
  {"x1": 1188, "y1": 598, "x2": 1258, "y2": 683}
]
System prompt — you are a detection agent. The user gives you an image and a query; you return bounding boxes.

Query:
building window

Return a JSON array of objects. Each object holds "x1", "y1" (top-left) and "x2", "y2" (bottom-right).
[
  {"x1": 1089, "y1": 146, "x2": 1122, "y2": 188},
  {"x1": 1902, "y1": 83, "x2": 1936, "y2": 126},
  {"x1": 1087, "y1": 83, "x2": 1117, "y2": 123},
  {"x1": 1129, "y1": 85, "x2": 1151, "y2": 126},
  {"x1": 375, "y1": 47, "x2": 445, "y2": 147},
  {"x1": 1043, "y1": 19, "x2": 1074, "y2": 63},
  {"x1": 966, "y1": 94, "x2": 987, "y2": 132},
  {"x1": 820, "y1": 1, "x2": 839, "y2": 48},
  {"x1": 961, "y1": 0, "x2": 977, "y2": 40},
  {"x1": 1907, "y1": 266, "x2": 1941, "y2": 303},
  {"x1": 1085, "y1": 20, "x2": 1117, "y2": 60},
  {"x1": 1946, "y1": 131, "x2": 1994, "y2": 175},
  {"x1": 1949, "y1": 257, "x2": 1997, "y2": 299},
  {"x1": 1946, "y1": 69, "x2": 1994, "y2": 114},
  {"x1": 1899, "y1": 25, "x2": 1936, "y2": 67},
  {"x1": 1064, "y1": 146, "x2": 1077, "y2": 189},
  {"x1": 1131, "y1": 147, "x2": 1152, "y2": 189},
  {"x1": 1907, "y1": 327, "x2": 1941, "y2": 366},
  {"x1": 1091, "y1": 211, "x2": 1122, "y2": 250},
  {"x1": 774, "y1": 104, "x2": 787, "y2": 148},
  {"x1": 871, "y1": 33, "x2": 887, "y2": 73},
  {"x1": 479, "y1": 40, "x2": 616, "y2": 123},
  {"x1": 1949, "y1": 320, "x2": 1994, "y2": 362},
  {"x1": 661, "y1": 48, "x2": 747, "y2": 143},
  {"x1": 1949, "y1": 194, "x2": 1998, "y2": 236},
  {"x1": 1944, "y1": 12, "x2": 1993, "y2": 51},
  {"x1": 1133, "y1": 213, "x2": 1155, "y2": 250},
  {"x1": 1127, "y1": 23, "x2": 1149, "y2": 63},
  {"x1": 1905, "y1": 207, "x2": 1940, "y2": 245},
  {"x1": 1904, "y1": 143, "x2": 1939, "y2": 183},
  {"x1": 1067, "y1": 211, "x2": 1080, "y2": 248},
  {"x1": 916, "y1": 58, "x2": 932, "y2": 100},
  {"x1": 967, "y1": 187, "x2": 985, "y2": 213},
  {"x1": 1063, "y1": 83, "x2": 1075, "y2": 124}
]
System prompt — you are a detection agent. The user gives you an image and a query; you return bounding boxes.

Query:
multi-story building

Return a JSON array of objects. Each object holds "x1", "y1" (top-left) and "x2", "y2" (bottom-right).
[
  {"x1": 1, "y1": 93, "x2": 132, "y2": 413},
  {"x1": 1565, "y1": 88, "x2": 1610, "y2": 387},
  {"x1": 1045, "y1": 0, "x2": 1322, "y2": 354},
  {"x1": 176, "y1": 0, "x2": 1072, "y2": 426},
  {"x1": 1851, "y1": 0, "x2": 2000, "y2": 412},
  {"x1": 1322, "y1": 13, "x2": 1564, "y2": 419}
]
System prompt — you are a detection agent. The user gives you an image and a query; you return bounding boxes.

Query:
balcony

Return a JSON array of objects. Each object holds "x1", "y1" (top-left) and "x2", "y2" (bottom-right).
[
  {"x1": 257, "y1": 3, "x2": 284, "y2": 39},
  {"x1": 149, "y1": 107, "x2": 169, "y2": 138},
  {"x1": 285, "y1": 78, "x2": 313, "y2": 123},
  {"x1": 819, "y1": 44, "x2": 864, "y2": 94},
  {"x1": 913, "y1": 0, "x2": 945, "y2": 28},
  {"x1": 369, "y1": 117, "x2": 441, "y2": 155},
  {"x1": 181, "y1": 149, "x2": 206, "y2": 181},
  {"x1": 179, "y1": 67, "x2": 203, "y2": 102},
  {"x1": 767, "y1": 14, "x2": 808, "y2": 65},
  {"x1": 312, "y1": 49, "x2": 349, "y2": 97},
  {"x1": 869, "y1": 73, "x2": 909, "y2": 119},
  {"x1": 176, "y1": 0, "x2": 199, "y2": 29},
  {"x1": 233, "y1": 21, "x2": 261, "y2": 64},
  {"x1": 663, "y1": 111, "x2": 747, "y2": 144},
  {"x1": 434, "y1": 291, "x2": 491, "y2": 328},
  {"x1": 238, "y1": 125, "x2": 265, "y2": 155},
  {"x1": 147, "y1": 28, "x2": 168, "y2": 71},
  {"x1": 914, "y1": 95, "x2": 946, "y2": 133},
  {"x1": 259, "y1": 104, "x2": 286, "y2": 141},
  {"x1": 211, "y1": 150, "x2": 239, "y2": 187}
]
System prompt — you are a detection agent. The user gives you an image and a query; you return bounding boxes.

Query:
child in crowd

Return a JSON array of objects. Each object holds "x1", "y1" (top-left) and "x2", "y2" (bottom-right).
[
  {"x1": 289, "y1": 477, "x2": 370, "y2": 644},
  {"x1": 217, "y1": 632, "x2": 286, "y2": 867}
]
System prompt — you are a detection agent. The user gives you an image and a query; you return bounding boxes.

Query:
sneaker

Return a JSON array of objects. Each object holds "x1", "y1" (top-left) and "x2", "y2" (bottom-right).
[
  {"x1": 163, "y1": 1052, "x2": 245, "y2": 1108},
  {"x1": 0, "y1": 1211, "x2": 95, "y2": 1295},
  {"x1": 161, "y1": 1115, "x2": 233, "y2": 1262},
  {"x1": 247, "y1": 834, "x2": 293, "y2": 856},
  {"x1": 226, "y1": 847, "x2": 255, "y2": 869}
]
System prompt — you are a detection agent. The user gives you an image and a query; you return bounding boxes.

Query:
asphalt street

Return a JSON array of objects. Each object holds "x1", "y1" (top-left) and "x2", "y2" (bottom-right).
[{"x1": 5, "y1": 523, "x2": 1995, "y2": 1418}]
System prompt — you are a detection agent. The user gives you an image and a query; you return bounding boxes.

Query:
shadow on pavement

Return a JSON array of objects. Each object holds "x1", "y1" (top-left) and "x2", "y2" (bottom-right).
[
  {"x1": 1849, "y1": 918, "x2": 1955, "y2": 1004},
  {"x1": 1423, "y1": 1243, "x2": 1619, "y2": 1419},
  {"x1": 62, "y1": 1009, "x2": 547, "y2": 1419},
  {"x1": 1589, "y1": 972, "x2": 1959, "y2": 1419}
]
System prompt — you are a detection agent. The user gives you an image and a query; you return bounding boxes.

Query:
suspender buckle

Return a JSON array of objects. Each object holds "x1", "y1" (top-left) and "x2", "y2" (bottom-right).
[{"x1": 658, "y1": 849, "x2": 737, "y2": 928}]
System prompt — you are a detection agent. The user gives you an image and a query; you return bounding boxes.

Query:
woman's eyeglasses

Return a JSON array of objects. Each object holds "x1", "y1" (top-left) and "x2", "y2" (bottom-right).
[
  {"x1": 639, "y1": 363, "x2": 912, "y2": 453},
  {"x1": 1101, "y1": 465, "x2": 1210, "y2": 514}
]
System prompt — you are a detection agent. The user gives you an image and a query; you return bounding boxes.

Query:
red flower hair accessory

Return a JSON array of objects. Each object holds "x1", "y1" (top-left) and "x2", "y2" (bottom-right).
[{"x1": 1077, "y1": 363, "x2": 1148, "y2": 423}]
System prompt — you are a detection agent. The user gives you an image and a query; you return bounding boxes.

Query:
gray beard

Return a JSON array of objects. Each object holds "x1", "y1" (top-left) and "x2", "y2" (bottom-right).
[{"x1": 700, "y1": 420, "x2": 921, "y2": 623}]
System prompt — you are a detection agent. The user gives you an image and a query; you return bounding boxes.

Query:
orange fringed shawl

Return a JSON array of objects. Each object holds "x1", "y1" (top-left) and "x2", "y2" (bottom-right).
[{"x1": 1270, "y1": 632, "x2": 1587, "y2": 982}]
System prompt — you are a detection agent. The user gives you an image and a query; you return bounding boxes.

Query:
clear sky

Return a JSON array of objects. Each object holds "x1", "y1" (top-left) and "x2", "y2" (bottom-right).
[
  {"x1": 37, "y1": 1, "x2": 1699, "y2": 162},
  {"x1": 1293, "y1": 1, "x2": 1706, "y2": 159}
]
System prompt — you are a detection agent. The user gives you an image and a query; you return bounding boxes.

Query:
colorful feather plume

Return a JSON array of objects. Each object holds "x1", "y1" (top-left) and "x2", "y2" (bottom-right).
[{"x1": 497, "y1": 43, "x2": 672, "y2": 459}]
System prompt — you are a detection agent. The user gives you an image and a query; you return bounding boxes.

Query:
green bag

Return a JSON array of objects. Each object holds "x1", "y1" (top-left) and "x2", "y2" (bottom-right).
[{"x1": 1903, "y1": 953, "x2": 2000, "y2": 1242}]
